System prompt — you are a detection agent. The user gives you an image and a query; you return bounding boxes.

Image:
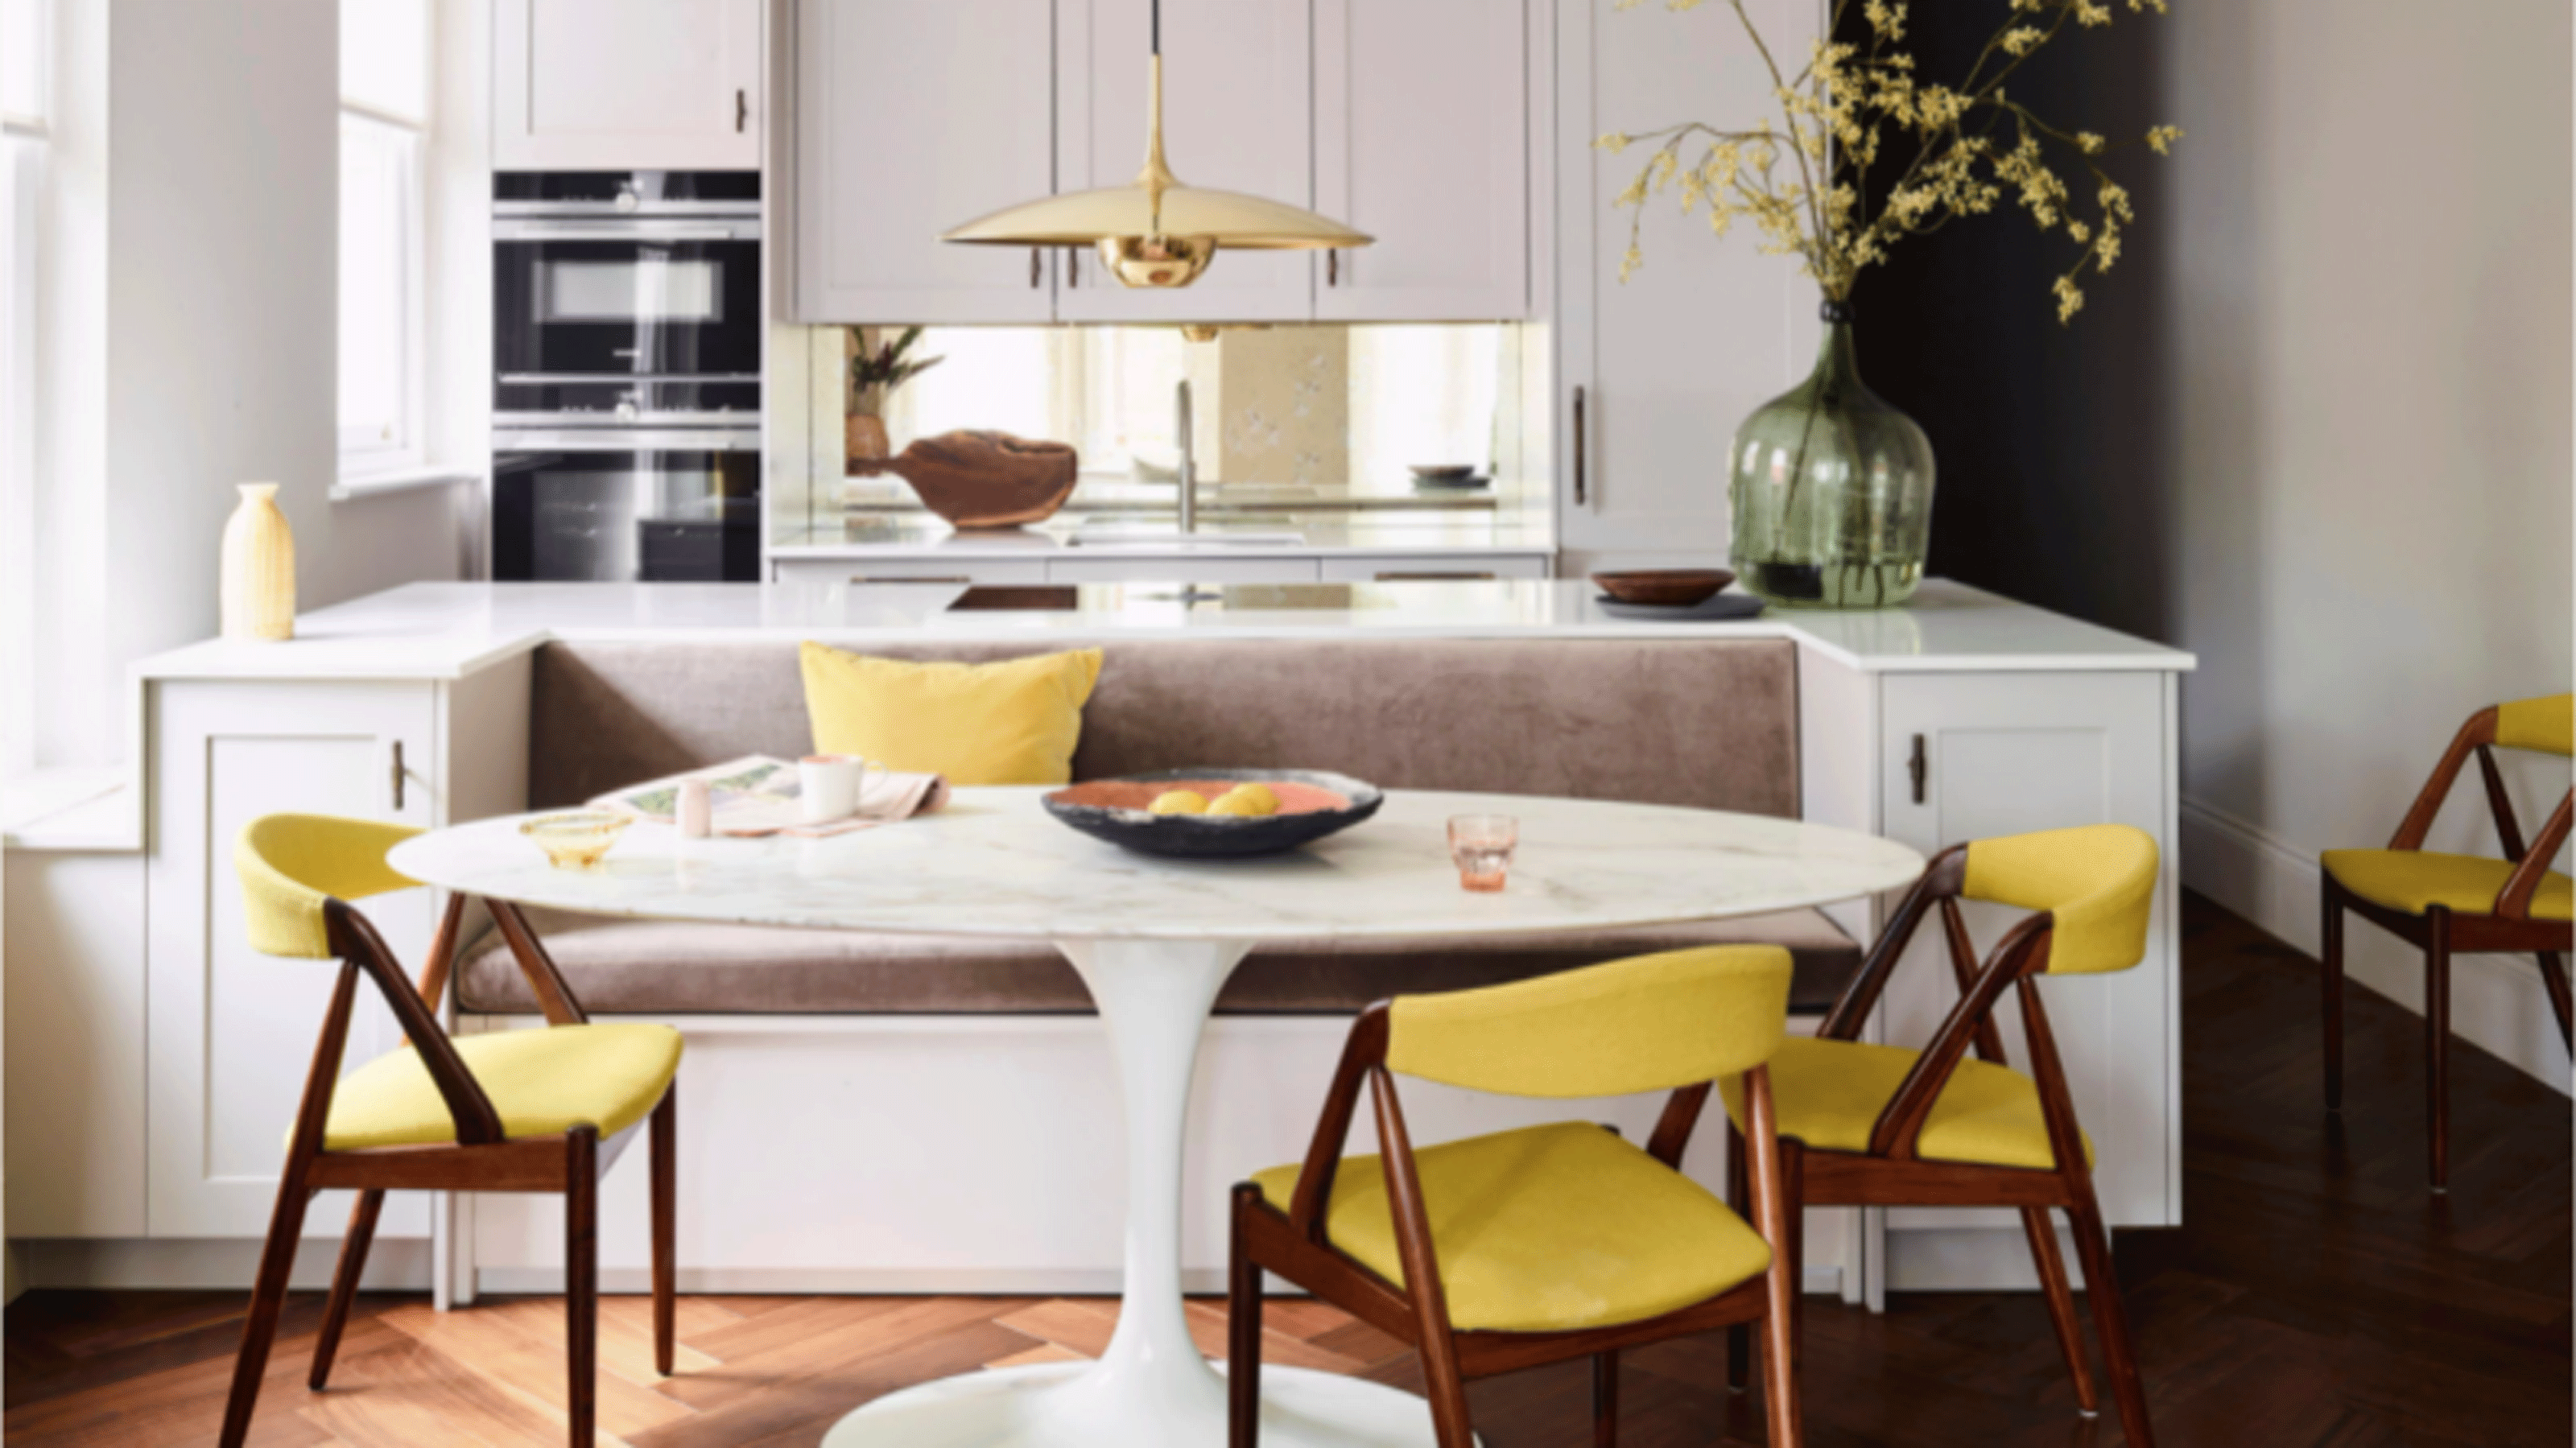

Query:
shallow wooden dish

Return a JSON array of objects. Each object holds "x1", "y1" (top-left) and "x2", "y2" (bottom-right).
[
  {"x1": 1590, "y1": 569, "x2": 1736, "y2": 607},
  {"x1": 1042, "y1": 769, "x2": 1385, "y2": 859}
]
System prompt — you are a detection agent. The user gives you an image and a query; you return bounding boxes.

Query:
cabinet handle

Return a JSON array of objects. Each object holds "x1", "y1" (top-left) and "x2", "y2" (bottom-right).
[
  {"x1": 391, "y1": 741, "x2": 407, "y2": 811},
  {"x1": 735, "y1": 89, "x2": 748, "y2": 133},
  {"x1": 1327, "y1": 250, "x2": 1340, "y2": 287},
  {"x1": 1908, "y1": 732, "x2": 1928, "y2": 805},
  {"x1": 1030, "y1": 249, "x2": 1042, "y2": 288},
  {"x1": 1572, "y1": 385, "x2": 1587, "y2": 507},
  {"x1": 1069, "y1": 250, "x2": 1080, "y2": 287}
]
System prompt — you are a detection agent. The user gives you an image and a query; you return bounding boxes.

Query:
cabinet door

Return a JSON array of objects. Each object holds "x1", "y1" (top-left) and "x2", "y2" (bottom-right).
[
  {"x1": 1055, "y1": 0, "x2": 1315, "y2": 323},
  {"x1": 1877, "y1": 671, "x2": 2175, "y2": 1231},
  {"x1": 1554, "y1": 0, "x2": 1817, "y2": 563},
  {"x1": 493, "y1": 0, "x2": 762, "y2": 171},
  {"x1": 147, "y1": 682, "x2": 441, "y2": 1240},
  {"x1": 795, "y1": 0, "x2": 1059, "y2": 324},
  {"x1": 1313, "y1": 0, "x2": 1528, "y2": 321}
]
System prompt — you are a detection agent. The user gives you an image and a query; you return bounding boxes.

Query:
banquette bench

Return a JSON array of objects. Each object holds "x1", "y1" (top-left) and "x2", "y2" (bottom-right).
[{"x1": 455, "y1": 636, "x2": 1864, "y2": 1017}]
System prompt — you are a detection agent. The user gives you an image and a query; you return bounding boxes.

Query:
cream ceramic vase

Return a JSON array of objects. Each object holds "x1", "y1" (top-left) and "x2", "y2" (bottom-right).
[{"x1": 220, "y1": 482, "x2": 295, "y2": 641}]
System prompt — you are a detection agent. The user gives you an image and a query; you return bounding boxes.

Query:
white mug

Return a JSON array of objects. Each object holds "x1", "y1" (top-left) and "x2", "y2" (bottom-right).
[{"x1": 799, "y1": 755, "x2": 865, "y2": 823}]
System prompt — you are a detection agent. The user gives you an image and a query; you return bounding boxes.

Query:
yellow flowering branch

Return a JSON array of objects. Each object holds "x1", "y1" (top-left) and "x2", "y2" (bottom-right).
[{"x1": 1601, "y1": 0, "x2": 2180, "y2": 324}]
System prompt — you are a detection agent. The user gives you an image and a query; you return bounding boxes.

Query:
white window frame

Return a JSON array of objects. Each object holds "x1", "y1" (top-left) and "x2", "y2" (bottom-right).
[
  {"x1": 2, "y1": 0, "x2": 53, "y2": 782},
  {"x1": 337, "y1": 31, "x2": 429, "y2": 478}
]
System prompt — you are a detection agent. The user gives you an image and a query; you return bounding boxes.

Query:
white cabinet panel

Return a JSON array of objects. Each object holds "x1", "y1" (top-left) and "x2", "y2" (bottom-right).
[
  {"x1": 769, "y1": 558, "x2": 1054, "y2": 587},
  {"x1": 795, "y1": 0, "x2": 1059, "y2": 323},
  {"x1": 147, "y1": 682, "x2": 441, "y2": 1240},
  {"x1": 1314, "y1": 0, "x2": 1529, "y2": 321},
  {"x1": 1046, "y1": 556, "x2": 1321, "y2": 584},
  {"x1": 1056, "y1": 0, "x2": 1315, "y2": 323},
  {"x1": 1876, "y1": 670, "x2": 2175, "y2": 1230},
  {"x1": 5, "y1": 854, "x2": 149, "y2": 1237},
  {"x1": 1554, "y1": 0, "x2": 1818, "y2": 559},
  {"x1": 494, "y1": 0, "x2": 763, "y2": 171}
]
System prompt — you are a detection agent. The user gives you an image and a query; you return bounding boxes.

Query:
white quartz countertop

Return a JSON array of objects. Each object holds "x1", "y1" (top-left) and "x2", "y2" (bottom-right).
[
  {"x1": 131, "y1": 578, "x2": 2197, "y2": 683},
  {"x1": 766, "y1": 507, "x2": 1553, "y2": 556}
]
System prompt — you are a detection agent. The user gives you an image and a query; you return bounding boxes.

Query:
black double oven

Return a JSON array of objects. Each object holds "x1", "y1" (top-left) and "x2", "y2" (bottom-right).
[{"x1": 492, "y1": 171, "x2": 762, "y2": 583}]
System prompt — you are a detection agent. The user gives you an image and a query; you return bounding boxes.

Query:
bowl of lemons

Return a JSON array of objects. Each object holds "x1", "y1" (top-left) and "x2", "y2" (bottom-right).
[{"x1": 1041, "y1": 769, "x2": 1385, "y2": 859}]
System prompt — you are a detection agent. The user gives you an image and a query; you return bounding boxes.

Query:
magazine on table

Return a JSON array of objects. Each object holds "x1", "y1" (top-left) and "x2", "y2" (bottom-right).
[{"x1": 588, "y1": 755, "x2": 950, "y2": 838}]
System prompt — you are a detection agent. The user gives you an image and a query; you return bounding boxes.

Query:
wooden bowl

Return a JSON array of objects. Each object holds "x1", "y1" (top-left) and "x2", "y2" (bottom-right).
[
  {"x1": 1590, "y1": 569, "x2": 1736, "y2": 608},
  {"x1": 1042, "y1": 769, "x2": 1385, "y2": 859},
  {"x1": 858, "y1": 429, "x2": 1081, "y2": 530}
]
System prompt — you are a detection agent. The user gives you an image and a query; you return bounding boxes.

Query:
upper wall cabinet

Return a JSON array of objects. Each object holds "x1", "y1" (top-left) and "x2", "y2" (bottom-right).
[
  {"x1": 1055, "y1": 0, "x2": 1316, "y2": 324},
  {"x1": 794, "y1": 0, "x2": 1060, "y2": 324},
  {"x1": 493, "y1": 0, "x2": 765, "y2": 171},
  {"x1": 1554, "y1": 0, "x2": 1818, "y2": 562},
  {"x1": 1313, "y1": 0, "x2": 1530, "y2": 322}
]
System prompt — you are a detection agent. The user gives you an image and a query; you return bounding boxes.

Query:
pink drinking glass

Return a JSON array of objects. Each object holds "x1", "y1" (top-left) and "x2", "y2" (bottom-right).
[{"x1": 1447, "y1": 814, "x2": 1518, "y2": 893}]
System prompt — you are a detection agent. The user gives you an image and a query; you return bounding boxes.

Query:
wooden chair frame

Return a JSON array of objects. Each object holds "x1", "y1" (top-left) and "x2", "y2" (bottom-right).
[
  {"x1": 218, "y1": 896, "x2": 677, "y2": 1448},
  {"x1": 1721, "y1": 845, "x2": 2156, "y2": 1447},
  {"x1": 1228, "y1": 1004, "x2": 1806, "y2": 1448},
  {"x1": 2321, "y1": 703, "x2": 2574, "y2": 1190}
]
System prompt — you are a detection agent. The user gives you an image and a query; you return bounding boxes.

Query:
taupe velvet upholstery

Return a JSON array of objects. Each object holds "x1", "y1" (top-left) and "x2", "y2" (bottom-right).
[
  {"x1": 527, "y1": 637, "x2": 1800, "y2": 816},
  {"x1": 504, "y1": 634, "x2": 1836, "y2": 1018},
  {"x1": 456, "y1": 906, "x2": 1863, "y2": 1017}
]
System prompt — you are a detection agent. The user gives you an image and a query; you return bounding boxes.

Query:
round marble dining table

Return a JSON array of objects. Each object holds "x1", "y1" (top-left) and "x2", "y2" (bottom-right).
[{"x1": 390, "y1": 786, "x2": 1924, "y2": 1448}]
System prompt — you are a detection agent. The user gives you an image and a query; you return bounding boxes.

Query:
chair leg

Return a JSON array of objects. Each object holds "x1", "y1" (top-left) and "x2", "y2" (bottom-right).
[
  {"x1": 1591, "y1": 1350, "x2": 1618, "y2": 1448},
  {"x1": 309, "y1": 1189, "x2": 386, "y2": 1391},
  {"x1": 2537, "y1": 951, "x2": 2573, "y2": 1055},
  {"x1": 2066, "y1": 1189, "x2": 2153, "y2": 1448},
  {"x1": 1726, "y1": 1124, "x2": 1751, "y2": 1394},
  {"x1": 2322, "y1": 887, "x2": 2346, "y2": 1112},
  {"x1": 2426, "y1": 909, "x2": 2452, "y2": 1193},
  {"x1": 219, "y1": 1170, "x2": 316, "y2": 1448},
  {"x1": 566, "y1": 1125, "x2": 599, "y2": 1448},
  {"x1": 1228, "y1": 1185, "x2": 1263, "y2": 1448},
  {"x1": 2020, "y1": 1205, "x2": 2099, "y2": 1417},
  {"x1": 650, "y1": 1090, "x2": 678, "y2": 1378}
]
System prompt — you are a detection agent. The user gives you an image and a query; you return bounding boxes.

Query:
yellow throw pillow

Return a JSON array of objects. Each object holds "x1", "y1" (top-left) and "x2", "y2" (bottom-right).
[{"x1": 799, "y1": 643, "x2": 1104, "y2": 786}]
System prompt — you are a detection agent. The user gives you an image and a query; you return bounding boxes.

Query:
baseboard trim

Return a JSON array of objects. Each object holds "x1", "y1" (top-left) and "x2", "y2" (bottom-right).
[
  {"x1": 14, "y1": 1236, "x2": 435, "y2": 1292},
  {"x1": 2180, "y1": 797, "x2": 2570, "y2": 1093}
]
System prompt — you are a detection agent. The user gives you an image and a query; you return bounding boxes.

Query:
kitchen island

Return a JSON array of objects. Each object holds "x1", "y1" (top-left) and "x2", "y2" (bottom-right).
[{"x1": 10, "y1": 580, "x2": 2191, "y2": 1314}]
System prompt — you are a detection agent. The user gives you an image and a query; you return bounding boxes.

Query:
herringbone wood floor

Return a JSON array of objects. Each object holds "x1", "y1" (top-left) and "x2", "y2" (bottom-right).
[{"x1": 6, "y1": 894, "x2": 2569, "y2": 1446}]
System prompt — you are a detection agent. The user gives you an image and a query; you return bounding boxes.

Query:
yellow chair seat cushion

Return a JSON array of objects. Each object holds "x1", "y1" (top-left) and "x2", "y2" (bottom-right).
[
  {"x1": 1719, "y1": 1036, "x2": 2087, "y2": 1172},
  {"x1": 2321, "y1": 849, "x2": 2573, "y2": 922},
  {"x1": 319, "y1": 1024, "x2": 683, "y2": 1151},
  {"x1": 1250, "y1": 1121, "x2": 1770, "y2": 1334}
]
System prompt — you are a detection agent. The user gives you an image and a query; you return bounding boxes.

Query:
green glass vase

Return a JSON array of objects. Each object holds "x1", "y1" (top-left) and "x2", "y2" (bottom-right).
[{"x1": 1728, "y1": 303, "x2": 1935, "y2": 608}]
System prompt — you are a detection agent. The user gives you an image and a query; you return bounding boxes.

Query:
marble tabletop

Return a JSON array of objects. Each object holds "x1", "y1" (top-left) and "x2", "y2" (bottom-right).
[{"x1": 388, "y1": 787, "x2": 1927, "y2": 941}]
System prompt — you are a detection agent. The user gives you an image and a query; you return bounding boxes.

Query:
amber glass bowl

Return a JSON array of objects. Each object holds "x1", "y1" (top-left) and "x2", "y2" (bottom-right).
[{"x1": 520, "y1": 811, "x2": 632, "y2": 870}]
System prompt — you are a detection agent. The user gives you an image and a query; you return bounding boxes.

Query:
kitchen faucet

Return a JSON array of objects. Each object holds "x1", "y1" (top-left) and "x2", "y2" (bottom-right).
[{"x1": 1174, "y1": 377, "x2": 1196, "y2": 535}]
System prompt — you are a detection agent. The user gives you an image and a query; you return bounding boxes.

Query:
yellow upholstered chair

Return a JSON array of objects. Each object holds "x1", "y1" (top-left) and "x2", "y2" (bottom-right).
[
  {"x1": 2320, "y1": 693, "x2": 2573, "y2": 1191},
  {"x1": 1719, "y1": 824, "x2": 2161, "y2": 1447},
  {"x1": 1228, "y1": 946, "x2": 1806, "y2": 1447},
  {"x1": 220, "y1": 814, "x2": 683, "y2": 1448}
]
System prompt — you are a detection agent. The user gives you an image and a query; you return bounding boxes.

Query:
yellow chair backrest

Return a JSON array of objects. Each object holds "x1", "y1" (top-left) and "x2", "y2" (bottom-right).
[
  {"x1": 237, "y1": 814, "x2": 426, "y2": 959},
  {"x1": 1384, "y1": 945, "x2": 1791, "y2": 1099},
  {"x1": 2495, "y1": 694, "x2": 2574, "y2": 757},
  {"x1": 1962, "y1": 823, "x2": 2158, "y2": 976}
]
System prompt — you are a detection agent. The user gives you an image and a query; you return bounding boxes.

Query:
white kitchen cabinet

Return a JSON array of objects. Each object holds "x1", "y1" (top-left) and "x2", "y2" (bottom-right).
[
  {"x1": 793, "y1": 0, "x2": 1060, "y2": 324},
  {"x1": 494, "y1": 0, "x2": 764, "y2": 171},
  {"x1": 6, "y1": 853, "x2": 149, "y2": 1238},
  {"x1": 1055, "y1": 0, "x2": 1315, "y2": 324},
  {"x1": 1313, "y1": 0, "x2": 1530, "y2": 321},
  {"x1": 1314, "y1": 554, "x2": 1551, "y2": 581},
  {"x1": 770, "y1": 557, "x2": 1054, "y2": 587},
  {"x1": 1553, "y1": 0, "x2": 1818, "y2": 567},
  {"x1": 147, "y1": 681, "x2": 443, "y2": 1240}
]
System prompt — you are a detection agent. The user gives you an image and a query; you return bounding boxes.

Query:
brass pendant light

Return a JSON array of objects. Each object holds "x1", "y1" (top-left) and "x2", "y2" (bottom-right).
[{"x1": 941, "y1": 0, "x2": 1371, "y2": 289}]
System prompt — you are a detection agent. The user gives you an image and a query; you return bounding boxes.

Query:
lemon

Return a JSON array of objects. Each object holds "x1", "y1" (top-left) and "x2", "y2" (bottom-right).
[
  {"x1": 1208, "y1": 783, "x2": 1281, "y2": 818},
  {"x1": 1148, "y1": 790, "x2": 1210, "y2": 816}
]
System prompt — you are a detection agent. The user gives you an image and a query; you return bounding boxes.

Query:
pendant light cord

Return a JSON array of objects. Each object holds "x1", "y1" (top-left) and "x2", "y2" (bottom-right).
[{"x1": 1151, "y1": 0, "x2": 1161, "y2": 56}]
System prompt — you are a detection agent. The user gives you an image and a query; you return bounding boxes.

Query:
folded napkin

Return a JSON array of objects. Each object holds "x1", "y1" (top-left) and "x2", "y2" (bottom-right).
[{"x1": 588, "y1": 754, "x2": 951, "y2": 838}]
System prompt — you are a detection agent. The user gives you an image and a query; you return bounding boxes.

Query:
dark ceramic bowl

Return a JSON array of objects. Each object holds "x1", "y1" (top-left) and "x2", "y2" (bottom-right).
[
  {"x1": 1042, "y1": 769, "x2": 1385, "y2": 859},
  {"x1": 1590, "y1": 568, "x2": 1736, "y2": 607}
]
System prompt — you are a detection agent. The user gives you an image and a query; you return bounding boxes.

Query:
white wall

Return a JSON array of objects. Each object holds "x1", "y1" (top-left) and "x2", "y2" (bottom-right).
[
  {"x1": 2162, "y1": 0, "x2": 2574, "y2": 1085},
  {"x1": 34, "y1": 0, "x2": 477, "y2": 769}
]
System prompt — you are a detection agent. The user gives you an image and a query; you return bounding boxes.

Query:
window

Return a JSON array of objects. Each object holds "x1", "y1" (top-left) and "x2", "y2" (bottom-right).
[
  {"x1": 2, "y1": 0, "x2": 50, "y2": 779},
  {"x1": 339, "y1": 0, "x2": 429, "y2": 473}
]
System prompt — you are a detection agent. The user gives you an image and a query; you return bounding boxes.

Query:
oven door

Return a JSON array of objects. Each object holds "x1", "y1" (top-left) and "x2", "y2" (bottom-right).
[
  {"x1": 493, "y1": 220, "x2": 761, "y2": 384},
  {"x1": 492, "y1": 431, "x2": 762, "y2": 584}
]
